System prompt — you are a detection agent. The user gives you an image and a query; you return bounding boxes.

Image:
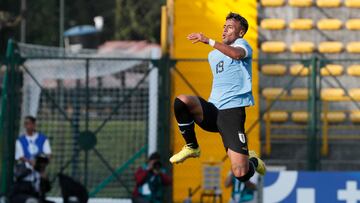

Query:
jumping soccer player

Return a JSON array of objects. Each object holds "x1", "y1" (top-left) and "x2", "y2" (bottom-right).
[{"x1": 170, "y1": 12, "x2": 266, "y2": 182}]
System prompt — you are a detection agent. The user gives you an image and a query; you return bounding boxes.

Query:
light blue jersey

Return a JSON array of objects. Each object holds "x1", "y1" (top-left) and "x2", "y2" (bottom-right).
[{"x1": 208, "y1": 38, "x2": 254, "y2": 110}]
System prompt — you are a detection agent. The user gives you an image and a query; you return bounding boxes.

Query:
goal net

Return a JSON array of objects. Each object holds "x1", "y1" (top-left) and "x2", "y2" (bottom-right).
[{"x1": 15, "y1": 42, "x2": 161, "y2": 198}]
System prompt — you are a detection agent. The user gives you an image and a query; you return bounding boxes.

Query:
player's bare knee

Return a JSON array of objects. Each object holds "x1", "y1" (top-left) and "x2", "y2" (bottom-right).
[
  {"x1": 231, "y1": 164, "x2": 248, "y2": 178},
  {"x1": 232, "y1": 167, "x2": 253, "y2": 182},
  {"x1": 231, "y1": 161, "x2": 255, "y2": 182},
  {"x1": 174, "y1": 96, "x2": 188, "y2": 113},
  {"x1": 176, "y1": 95, "x2": 190, "y2": 104},
  {"x1": 176, "y1": 95, "x2": 199, "y2": 110},
  {"x1": 175, "y1": 95, "x2": 190, "y2": 111}
]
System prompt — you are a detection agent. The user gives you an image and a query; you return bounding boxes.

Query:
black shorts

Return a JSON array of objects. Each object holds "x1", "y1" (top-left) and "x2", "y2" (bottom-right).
[{"x1": 197, "y1": 97, "x2": 248, "y2": 155}]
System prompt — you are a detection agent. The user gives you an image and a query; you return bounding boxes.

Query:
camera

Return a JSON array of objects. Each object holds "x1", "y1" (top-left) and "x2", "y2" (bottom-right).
[
  {"x1": 153, "y1": 160, "x2": 162, "y2": 170},
  {"x1": 34, "y1": 154, "x2": 49, "y2": 172}
]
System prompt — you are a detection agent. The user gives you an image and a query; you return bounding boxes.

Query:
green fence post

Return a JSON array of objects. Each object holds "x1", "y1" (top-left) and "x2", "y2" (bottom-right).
[
  {"x1": 1, "y1": 39, "x2": 22, "y2": 195},
  {"x1": 0, "y1": 45, "x2": 10, "y2": 196},
  {"x1": 0, "y1": 39, "x2": 14, "y2": 195},
  {"x1": 308, "y1": 56, "x2": 320, "y2": 170},
  {"x1": 156, "y1": 55, "x2": 172, "y2": 162},
  {"x1": 156, "y1": 55, "x2": 173, "y2": 203},
  {"x1": 84, "y1": 58, "x2": 90, "y2": 188}
]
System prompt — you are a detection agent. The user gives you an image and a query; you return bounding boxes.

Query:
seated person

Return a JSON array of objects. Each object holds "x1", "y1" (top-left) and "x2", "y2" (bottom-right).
[
  {"x1": 12, "y1": 116, "x2": 52, "y2": 203},
  {"x1": 15, "y1": 116, "x2": 51, "y2": 164}
]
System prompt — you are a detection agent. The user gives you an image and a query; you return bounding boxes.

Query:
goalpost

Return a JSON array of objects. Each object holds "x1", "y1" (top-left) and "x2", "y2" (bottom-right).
[{"x1": 11, "y1": 42, "x2": 161, "y2": 198}]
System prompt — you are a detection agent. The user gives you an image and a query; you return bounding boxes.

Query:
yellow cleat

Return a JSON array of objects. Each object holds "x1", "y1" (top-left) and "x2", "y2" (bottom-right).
[
  {"x1": 169, "y1": 145, "x2": 200, "y2": 164},
  {"x1": 249, "y1": 150, "x2": 266, "y2": 176}
]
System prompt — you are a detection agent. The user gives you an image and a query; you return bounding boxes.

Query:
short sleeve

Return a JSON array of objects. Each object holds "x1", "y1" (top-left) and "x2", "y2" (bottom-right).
[
  {"x1": 231, "y1": 38, "x2": 252, "y2": 58},
  {"x1": 43, "y1": 139, "x2": 52, "y2": 155},
  {"x1": 15, "y1": 140, "x2": 24, "y2": 160}
]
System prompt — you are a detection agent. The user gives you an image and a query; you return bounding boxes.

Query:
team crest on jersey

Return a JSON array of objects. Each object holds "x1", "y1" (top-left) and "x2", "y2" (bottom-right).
[
  {"x1": 28, "y1": 143, "x2": 39, "y2": 155},
  {"x1": 238, "y1": 132, "x2": 246, "y2": 144}
]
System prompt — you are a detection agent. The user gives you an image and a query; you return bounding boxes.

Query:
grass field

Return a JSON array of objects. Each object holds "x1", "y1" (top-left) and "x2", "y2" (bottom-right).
[{"x1": 1, "y1": 119, "x2": 148, "y2": 198}]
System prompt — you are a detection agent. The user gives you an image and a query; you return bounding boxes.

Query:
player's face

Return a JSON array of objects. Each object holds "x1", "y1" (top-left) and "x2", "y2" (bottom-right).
[
  {"x1": 24, "y1": 119, "x2": 36, "y2": 132},
  {"x1": 222, "y1": 19, "x2": 241, "y2": 45}
]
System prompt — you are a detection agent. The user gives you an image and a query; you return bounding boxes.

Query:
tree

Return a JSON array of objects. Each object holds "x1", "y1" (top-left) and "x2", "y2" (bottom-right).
[
  {"x1": 0, "y1": 0, "x2": 21, "y2": 53},
  {"x1": 0, "y1": 0, "x2": 164, "y2": 49},
  {"x1": 26, "y1": 0, "x2": 59, "y2": 46},
  {"x1": 114, "y1": 0, "x2": 164, "y2": 43}
]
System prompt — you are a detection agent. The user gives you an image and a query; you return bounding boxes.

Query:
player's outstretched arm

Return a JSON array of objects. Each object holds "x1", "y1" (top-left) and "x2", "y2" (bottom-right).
[{"x1": 187, "y1": 32, "x2": 246, "y2": 60}]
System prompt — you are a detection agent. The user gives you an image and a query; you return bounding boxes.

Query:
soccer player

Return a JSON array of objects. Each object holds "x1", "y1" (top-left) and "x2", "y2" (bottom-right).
[{"x1": 170, "y1": 12, "x2": 266, "y2": 182}]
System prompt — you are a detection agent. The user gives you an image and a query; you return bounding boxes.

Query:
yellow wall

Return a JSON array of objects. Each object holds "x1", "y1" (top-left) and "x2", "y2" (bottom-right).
[{"x1": 169, "y1": 0, "x2": 259, "y2": 202}]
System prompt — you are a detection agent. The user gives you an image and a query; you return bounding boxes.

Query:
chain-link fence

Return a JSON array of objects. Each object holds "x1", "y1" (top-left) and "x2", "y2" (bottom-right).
[
  {"x1": 0, "y1": 40, "x2": 172, "y2": 200},
  {"x1": 2, "y1": 39, "x2": 360, "y2": 202}
]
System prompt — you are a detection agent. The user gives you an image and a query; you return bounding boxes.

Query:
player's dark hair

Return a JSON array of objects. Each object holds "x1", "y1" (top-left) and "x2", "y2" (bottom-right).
[
  {"x1": 25, "y1": 115, "x2": 36, "y2": 123},
  {"x1": 148, "y1": 152, "x2": 160, "y2": 161},
  {"x1": 226, "y1": 12, "x2": 249, "y2": 35}
]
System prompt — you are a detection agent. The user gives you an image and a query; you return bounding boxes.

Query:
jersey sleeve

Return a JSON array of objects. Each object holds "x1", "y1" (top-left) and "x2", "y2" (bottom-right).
[
  {"x1": 43, "y1": 139, "x2": 52, "y2": 155},
  {"x1": 15, "y1": 139, "x2": 24, "y2": 160},
  {"x1": 231, "y1": 38, "x2": 252, "y2": 58}
]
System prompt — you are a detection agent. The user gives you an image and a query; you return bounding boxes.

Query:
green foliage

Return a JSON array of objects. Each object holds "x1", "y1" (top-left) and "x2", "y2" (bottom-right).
[
  {"x1": 0, "y1": 0, "x2": 164, "y2": 47},
  {"x1": 114, "y1": 0, "x2": 164, "y2": 43},
  {"x1": 26, "y1": 0, "x2": 59, "y2": 46}
]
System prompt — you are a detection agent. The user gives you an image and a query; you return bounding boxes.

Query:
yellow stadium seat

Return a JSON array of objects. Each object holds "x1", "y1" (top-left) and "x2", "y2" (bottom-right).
[
  {"x1": 261, "y1": 64, "x2": 287, "y2": 76},
  {"x1": 261, "y1": 0, "x2": 285, "y2": 7},
  {"x1": 293, "y1": 111, "x2": 346, "y2": 123},
  {"x1": 261, "y1": 41, "x2": 286, "y2": 53},
  {"x1": 345, "y1": 0, "x2": 360, "y2": 8},
  {"x1": 290, "y1": 42, "x2": 315, "y2": 53},
  {"x1": 260, "y1": 19, "x2": 286, "y2": 30},
  {"x1": 347, "y1": 42, "x2": 360, "y2": 53},
  {"x1": 350, "y1": 111, "x2": 360, "y2": 123},
  {"x1": 291, "y1": 111, "x2": 309, "y2": 123},
  {"x1": 291, "y1": 88, "x2": 309, "y2": 99},
  {"x1": 321, "y1": 112, "x2": 346, "y2": 123},
  {"x1": 316, "y1": 0, "x2": 342, "y2": 7},
  {"x1": 290, "y1": 64, "x2": 310, "y2": 76},
  {"x1": 321, "y1": 64, "x2": 344, "y2": 76},
  {"x1": 349, "y1": 88, "x2": 360, "y2": 100},
  {"x1": 318, "y1": 42, "x2": 343, "y2": 53},
  {"x1": 263, "y1": 111, "x2": 289, "y2": 122},
  {"x1": 321, "y1": 88, "x2": 345, "y2": 100},
  {"x1": 346, "y1": 19, "x2": 360, "y2": 30},
  {"x1": 347, "y1": 64, "x2": 360, "y2": 76},
  {"x1": 317, "y1": 19, "x2": 342, "y2": 30},
  {"x1": 262, "y1": 88, "x2": 286, "y2": 99},
  {"x1": 289, "y1": 0, "x2": 312, "y2": 7},
  {"x1": 290, "y1": 19, "x2": 313, "y2": 30}
]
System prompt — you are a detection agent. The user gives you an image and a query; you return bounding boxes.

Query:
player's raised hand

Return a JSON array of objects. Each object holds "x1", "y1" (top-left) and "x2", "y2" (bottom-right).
[{"x1": 187, "y1": 33, "x2": 209, "y2": 44}]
